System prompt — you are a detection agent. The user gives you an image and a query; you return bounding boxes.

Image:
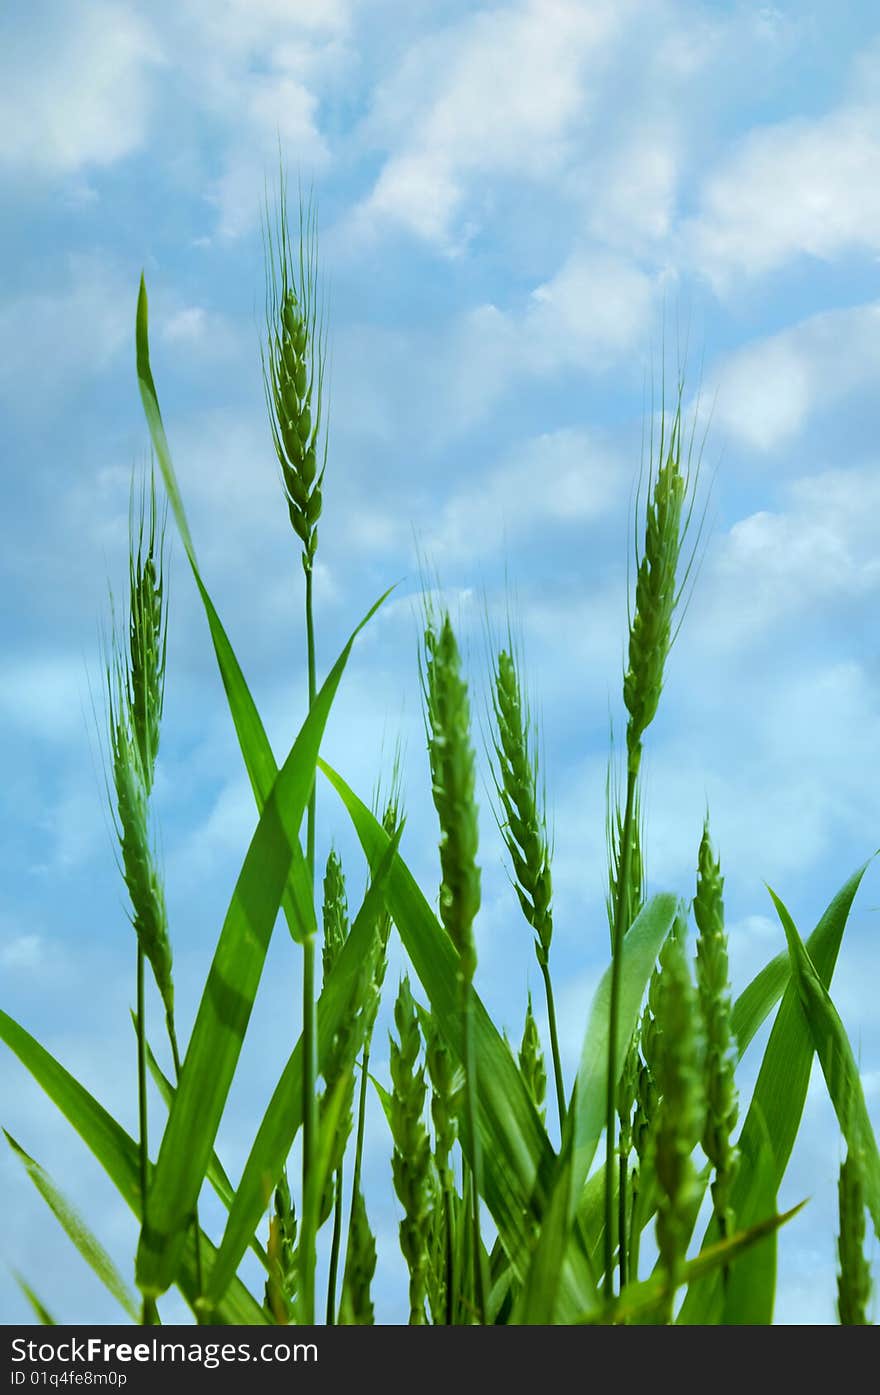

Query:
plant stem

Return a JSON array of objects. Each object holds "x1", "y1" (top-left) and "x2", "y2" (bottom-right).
[
  {"x1": 326, "y1": 1163, "x2": 343, "y2": 1324},
  {"x1": 603, "y1": 764, "x2": 637, "y2": 1300},
  {"x1": 539, "y1": 958, "x2": 566, "y2": 1132},
  {"x1": 165, "y1": 1016, "x2": 204, "y2": 1316},
  {"x1": 305, "y1": 563, "x2": 317, "y2": 874},
  {"x1": 351, "y1": 1044, "x2": 370, "y2": 1207},
  {"x1": 463, "y1": 981, "x2": 487, "y2": 1324},
  {"x1": 300, "y1": 562, "x2": 319, "y2": 1324},
  {"x1": 629, "y1": 1179, "x2": 641, "y2": 1285},
  {"x1": 301, "y1": 933, "x2": 318, "y2": 1324},
  {"x1": 135, "y1": 947, "x2": 157, "y2": 1327},
  {"x1": 443, "y1": 1181, "x2": 455, "y2": 1326},
  {"x1": 618, "y1": 1153, "x2": 629, "y2": 1291}
]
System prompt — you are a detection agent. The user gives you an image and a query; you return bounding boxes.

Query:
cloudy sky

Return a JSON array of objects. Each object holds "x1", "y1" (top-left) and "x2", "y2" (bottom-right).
[{"x1": 2, "y1": 0, "x2": 879, "y2": 1326}]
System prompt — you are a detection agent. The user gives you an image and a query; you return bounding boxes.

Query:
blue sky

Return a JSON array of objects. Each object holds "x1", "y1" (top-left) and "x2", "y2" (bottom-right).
[{"x1": 2, "y1": 0, "x2": 879, "y2": 1325}]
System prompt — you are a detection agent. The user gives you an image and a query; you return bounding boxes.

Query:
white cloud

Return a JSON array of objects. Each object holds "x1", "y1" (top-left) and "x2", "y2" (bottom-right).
[
  {"x1": 0, "y1": 256, "x2": 132, "y2": 413},
  {"x1": 695, "y1": 463, "x2": 880, "y2": 649},
  {"x1": 423, "y1": 429, "x2": 622, "y2": 565},
  {"x1": 710, "y1": 302, "x2": 880, "y2": 452},
  {"x1": 0, "y1": 3, "x2": 161, "y2": 175},
  {"x1": 525, "y1": 251, "x2": 659, "y2": 367},
  {"x1": 333, "y1": 248, "x2": 659, "y2": 454},
  {"x1": 354, "y1": 0, "x2": 625, "y2": 247},
  {"x1": 689, "y1": 93, "x2": 880, "y2": 286},
  {"x1": 173, "y1": 0, "x2": 351, "y2": 239}
]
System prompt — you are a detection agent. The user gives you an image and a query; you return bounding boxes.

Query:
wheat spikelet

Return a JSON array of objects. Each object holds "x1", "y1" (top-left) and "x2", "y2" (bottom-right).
[
  {"x1": 651, "y1": 917, "x2": 703, "y2": 1318},
  {"x1": 321, "y1": 848, "x2": 349, "y2": 984},
  {"x1": 518, "y1": 992, "x2": 547, "y2": 1124},
  {"x1": 264, "y1": 1169, "x2": 297, "y2": 1324},
  {"x1": 263, "y1": 172, "x2": 326, "y2": 571},
  {"x1": 623, "y1": 391, "x2": 700, "y2": 776},
  {"x1": 105, "y1": 480, "x2": 173, "y2": 1022},
  {"x1": 126, "y1": 472, "x2": 166, "y2": 795},
  {"x1": 389, "y1": 977, "x2": 433, "y2": 1324},
  {"x1": 837, "y1": 1149, "x2": 873, "y2": 1325},
  {"x1": 339, "y1": 1188, "x2": 376, "y2": 1325},
  {"x1": 423, "y1": 612, "x2": 480, "y2": 985},
  {"x1": 490, "y1": 647, "x2": 552, "y2": 964},
  {"x1": 693, "y1": 817, "x2": 738, "y2": 1237}
]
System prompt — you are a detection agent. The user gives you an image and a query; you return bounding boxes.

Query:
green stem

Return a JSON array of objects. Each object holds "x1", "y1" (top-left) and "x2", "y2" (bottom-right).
[
  {"x1": 463, "y1": 980, "x2": 487, "y2": 1324},
  {"x1": 443, "y1": 1176, "x2": 455, "y2": 1325},
  {"x1": 300, "y1": 560, "x2": 318, "y2": 1324},
  {"x1": 343, "y1": 1038, "x2": 373, "y2": 1291},
  {"x1": 718, "y1": 1207, "x2": 730, "y2": 1294},
  {"x1": 629, "y1": 1176, "x2": 641, "y2": 1285},
  {"x1": 135, "y1": 948, "x2": 157, "y2": 1327},
  {"x1": 305, "y1": 562, "x2": 317, "y2": 874},
  {"x1": 603, "y1": 763, "x2": 638, "y2": 1299},
  {"x1": 460, "y1": 1156, "x2": 472, "y2": 1325},
  {"x1": 300, "y1": 934, "x2": 318, "y2": 1324},
  {"x1": 166, "y1": 1017, "x2": 204, "y2": 1317},
  {"x1": 539, "y1": 958, "x2": 566, "y2": 1132},
  {"x1": 326, "y1": 1162, "x2": 343, "y2": 1324},
  {"x1": 618, "y1": 1153, "x2": 628, "y2": 1291}
]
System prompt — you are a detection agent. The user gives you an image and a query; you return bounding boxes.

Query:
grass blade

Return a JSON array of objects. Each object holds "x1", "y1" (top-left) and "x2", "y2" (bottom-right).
[
  {"x1": 769, "y1": 885, "x2": 880, "y2": 1242},
  {"x1": 205, "y1": 827, "x2": 403, "y2": 1310},
  {"x1": 4, "y1": 1130, "x2": 139, "y2": 1320},
  {"x1": 512, "y1": 1111, "x2": 576, "y2": 1324},
  {"x1": 572, "y1": 893, "x2": 678, "y2": 1195},
  {"x1": 0, "y1": 1009, "x2": 266, "y2": 1324},
  {"x1": 12, "y1": 1272, "x2": 57, "y2": 1325},
  {"x1": 137, "y1": 1023, "x2": 269, "y2": 1272},
  {"x1": 717, "y1": 1105, "x2": 779, "y2": 1324}
]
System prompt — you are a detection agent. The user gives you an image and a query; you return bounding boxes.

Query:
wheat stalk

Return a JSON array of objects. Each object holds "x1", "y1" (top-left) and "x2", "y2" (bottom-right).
[
  {"x1": 320, "y1": 847, "x2": 350, "y2": 1324},
  {"x1": 422, "y1": 607, "x2": 488, "y2": 1320},
  {"x1": 263, "y1": 165, "x2": 329, "y2": 1324},
  {"x1": 604, "y1": 383, "x2": 701, "y2": 1298}
]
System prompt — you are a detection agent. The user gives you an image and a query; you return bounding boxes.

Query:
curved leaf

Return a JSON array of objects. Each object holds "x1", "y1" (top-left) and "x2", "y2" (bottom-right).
[
  {"x1": 770, "y1": 885, "x2": 880, "y2": 1242},
  {"x1": 0, "y1": 1008, "x2": 266, "y2": 1324},
  {"x1": 5, "y1": 1130, "x2": 139, "y2": 1320}
]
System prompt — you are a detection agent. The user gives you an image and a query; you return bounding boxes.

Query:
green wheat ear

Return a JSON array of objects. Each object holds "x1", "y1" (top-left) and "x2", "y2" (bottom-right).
[
  {"x1": 488, "y1": 631, "x2": 565, "y2": 1126},
  {"x1": 422, "y1": 610, "x2": 481, "y2": 985},
  {"x1": 339, "y1": 1189, "x2": 377, "y2": 1325},
  {"x1": 651, "y1": 915, "x2": 704, "y2": 1320},
  {"x1": 105, "y1": 469, "x2": 173, "y2": 1022},
  {"x1": 263, "y1": 169, "x2": 326, "y2": 573},
  {"x1": 837, "y1": 1148, "x2": 873, "y2": 1325},
  {"x1": 490, "y1": 646, "x2": 552, "y2": 963},
  {"x1": 693, "y1": 816, "x2": 738, "y2": 1239},
  {"x1": 265, "y1": 1169, "x2": 298, "y2": 1323},
  {"x1": 623, "y1": 386, "x2": 702, "y2": 777},
  {"x1": 321, "y1": 848, "x2": 349, "y2": 984},
  {"x1": 127, "y1": 471, "x2": 167, "y2": 794},
  {"x1": 518, "y1": 992, "x2": 547, "y2": 1124},
  {"x1": 389, "y1": 977, "x2": 433, "y2": 1325}
]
